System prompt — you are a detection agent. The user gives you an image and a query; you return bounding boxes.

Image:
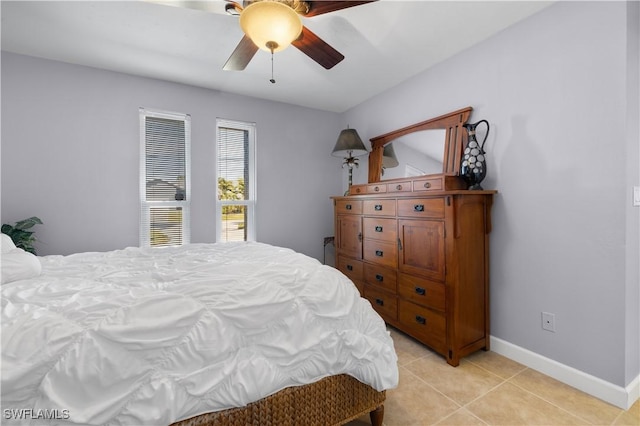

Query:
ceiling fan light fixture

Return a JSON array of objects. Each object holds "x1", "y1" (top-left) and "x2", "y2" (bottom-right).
[{"x1": 240, "y1": 1, "x2": 303, "y2": 53}]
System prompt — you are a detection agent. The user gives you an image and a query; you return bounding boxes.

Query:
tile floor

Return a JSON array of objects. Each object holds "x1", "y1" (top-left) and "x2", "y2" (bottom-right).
[{"x1": 350, "y1": 327, "x2": 640, "y2": 426}]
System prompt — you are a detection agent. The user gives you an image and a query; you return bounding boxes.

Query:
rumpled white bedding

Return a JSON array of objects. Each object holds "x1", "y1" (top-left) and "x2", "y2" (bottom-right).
[{"x1": 1, "y1": 242, "x2": 398, "y2": 425}]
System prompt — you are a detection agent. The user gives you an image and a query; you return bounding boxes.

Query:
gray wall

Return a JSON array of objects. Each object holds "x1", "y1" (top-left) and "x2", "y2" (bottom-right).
[
  {"x1": 0, "y1": 52, "x2": 343, "y2": 261},
  {"x1": 624, "y1": 0, "x2": 640, "y2": 388},
  {"x1": 344, "y1": 1, "x2": 639, "y2": 388}
]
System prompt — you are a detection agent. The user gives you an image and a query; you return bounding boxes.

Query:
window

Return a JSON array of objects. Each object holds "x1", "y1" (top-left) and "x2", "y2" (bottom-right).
[
  {"x1": 140, "y1": 108, "x2": 191, "y2": 247},
  {"x1": 216, "y1": 119, "x2": 256, "y2": 242}
]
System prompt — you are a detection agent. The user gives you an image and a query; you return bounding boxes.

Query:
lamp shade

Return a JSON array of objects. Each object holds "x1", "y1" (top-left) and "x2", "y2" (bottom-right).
[
  {"x1": 240, "y1": 1, "x2": 303, "y2": 52},
  {"x1": 382, "y1": 143, "x2": 399, "y2": 168},
  {"x1": 331, "y1": 128, "x2": 368, "y2": 157}
]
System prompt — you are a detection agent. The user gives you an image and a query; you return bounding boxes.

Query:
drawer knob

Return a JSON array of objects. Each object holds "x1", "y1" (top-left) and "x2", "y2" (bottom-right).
[
  {"x1": 396, "y1": 184, "x2": 403, "y2": 190},
  {"x1": 346, "y1": 204, "x2": 352, "y2": 210},
  {"x1": 375, "y1": 250, "x2": 384, "y2": 257},
  {"x1": 424, "y1": 182, "x2": 431, "y2": 189},
  {"x1": 415, "y1": 315, "x2": 426, "y2": 325},
  {"x1": 374, "y1": 186, "x2": 380, "y2": 192},
  {"x1": 414, "y1": 204, "x2": 425, "y2": 212},
  {"x1": 375, "y1": 298, "x2": 384, "y2": 306},
  {"x1": 375, "y1": 274, "x2": 384, "y2": 282},
  {"x1": 355, "y1": 188, "x2": 361, "y2": 193},
  {"x1": 346, "y1": 264, "x2": 353, "y2": 271},
  {"x1": 374, "y1": 204, "x2": 383, "y2": 211},
  {"x1": 415, "y1": 287, "x2": 426, "y2": 296},
  {"x1": 375, "y1": 225, "x2": 383, "y2": 232}
]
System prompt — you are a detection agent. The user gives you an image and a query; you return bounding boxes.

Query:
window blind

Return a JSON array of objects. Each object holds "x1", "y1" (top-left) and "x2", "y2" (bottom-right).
[
  {"x1": 217, "y1": 126, "x2": 249, "y2": 201},
  {"x1": 145, "y1": 117, "x2": 186, "y2": 201},
  {"x1": 140, "y1": 109, "x2": 190, "y2": 247}
]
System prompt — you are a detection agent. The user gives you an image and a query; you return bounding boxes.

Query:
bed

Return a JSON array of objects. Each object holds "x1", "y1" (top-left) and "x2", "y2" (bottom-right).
[{"x1": 1, "y1": 236, "x2": 398, "y2": 425}]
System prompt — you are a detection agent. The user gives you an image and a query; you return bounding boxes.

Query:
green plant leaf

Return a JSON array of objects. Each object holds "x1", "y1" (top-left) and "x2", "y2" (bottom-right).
[
  {"x1": 14, "y1": 217, "x2": 43, "y2": 230},
  {"x1": 1, "y1": 217, "x2": 41, "y2": 255}
]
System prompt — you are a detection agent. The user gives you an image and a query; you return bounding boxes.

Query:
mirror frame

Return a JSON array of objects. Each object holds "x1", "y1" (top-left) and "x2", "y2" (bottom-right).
[{"x1": 368, "y1": 107, "x2": 472, "y2": 183}]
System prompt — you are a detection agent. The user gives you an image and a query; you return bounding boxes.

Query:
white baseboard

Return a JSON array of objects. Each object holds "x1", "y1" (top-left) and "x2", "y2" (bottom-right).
[{"x1": 490, "y1": 336, "x2": 640, "y2": 410}]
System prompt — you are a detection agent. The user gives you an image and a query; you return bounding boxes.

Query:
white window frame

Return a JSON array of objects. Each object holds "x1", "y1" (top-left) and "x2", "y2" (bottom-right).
[
  {"x1": 215, "y1": 119, "x2": 257, "y2": 242},
  {"x1": 139, "y1": 108, "x2": 191, "y2": 247}
]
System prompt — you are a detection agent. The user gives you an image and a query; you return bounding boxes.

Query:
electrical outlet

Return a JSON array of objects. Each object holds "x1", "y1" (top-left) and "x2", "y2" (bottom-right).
[
  {"x1": 542, "y1": 312, "x2": 555, "y2": 332},
  {"x1": 634, "y1": 186, "x2": 640, "y2": 207}
]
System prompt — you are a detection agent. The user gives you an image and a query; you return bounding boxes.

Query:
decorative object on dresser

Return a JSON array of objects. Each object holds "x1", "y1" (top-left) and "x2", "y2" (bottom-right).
[
  {"x1": 460, "y1": 119, "x2": 490, "y2": 190},
  {"x1": 331, "y1": 127, "x2": 369, "y2": 192},
  {"x1": 332, "y1": 107, "x2": 496, "y2": 366}
]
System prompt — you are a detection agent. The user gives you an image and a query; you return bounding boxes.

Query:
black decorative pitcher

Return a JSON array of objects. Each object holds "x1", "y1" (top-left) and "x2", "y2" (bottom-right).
[{"x1": 460, "y1": 120, "x2": 490, "y2": 190}]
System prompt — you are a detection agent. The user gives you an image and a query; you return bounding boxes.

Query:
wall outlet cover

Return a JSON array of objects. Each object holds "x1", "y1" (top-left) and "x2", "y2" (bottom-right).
[{"x1": 542, "y1": 311, "x2": 556, "y2": 332}]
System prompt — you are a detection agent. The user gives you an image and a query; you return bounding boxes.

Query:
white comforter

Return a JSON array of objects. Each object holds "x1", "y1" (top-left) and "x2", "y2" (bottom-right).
[{"x1": 1, "y1": 242, "x2": 398, "y2": 425}]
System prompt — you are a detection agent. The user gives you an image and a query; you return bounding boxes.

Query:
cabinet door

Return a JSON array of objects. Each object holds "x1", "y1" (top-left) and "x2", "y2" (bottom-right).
[
  {"x1": 398, "y1": 219, "x2": 445, "y2": 281},
  {"x1": 336, "y1": 215, "x2": 362, "y2": 259}
]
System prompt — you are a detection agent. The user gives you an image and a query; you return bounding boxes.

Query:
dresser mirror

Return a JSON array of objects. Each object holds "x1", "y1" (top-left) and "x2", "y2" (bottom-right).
[
  {"x1": 367, "y1": 107, "x2": 473, "y2": 184},
  {"x1": 380, "y1": 130, "x2": 447, "y2": 180}
]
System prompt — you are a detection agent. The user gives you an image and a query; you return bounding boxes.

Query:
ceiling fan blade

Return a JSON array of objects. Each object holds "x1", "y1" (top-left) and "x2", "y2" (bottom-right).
[
  {"x1": 223, "y1": 35, "x2": 259, "y2": 71},
  {"x1": 224, "y1": 1, "x2": 242, "y2": 15},
  {"x1": 304, "y1": 0, "x2": 377, "y2": 17},
  {"x1": 292, "y1": 26, "x2": 344, "y2": 69}
]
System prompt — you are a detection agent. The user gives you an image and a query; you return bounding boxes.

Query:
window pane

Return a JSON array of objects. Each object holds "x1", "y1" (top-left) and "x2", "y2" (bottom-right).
[
  {"x1": 217, "y1": 127, "x2": 248, "y2": 201},
  {"x1": 146, "y1": 117, "x2": 186, "y2": 202},
  {"x1": 150, "y1": 207, "x2": 183, "y2": 247},
  {"x1": 216, "y1": 119, "x2": 255, "y2": 243},
  {"x1": 220, "y1": 205, "x2": 247, "y2": 242}
]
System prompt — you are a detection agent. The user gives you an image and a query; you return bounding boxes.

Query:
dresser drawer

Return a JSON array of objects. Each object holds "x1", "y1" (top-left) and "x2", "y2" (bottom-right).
[
  {"x1": 397, "y1": 198, "x2": 445, "y2": 218},
  {"x1": 398, "y1": 273, "x2": 445, "y2": 312},
  {"x1": 363, "y1": 199, "x2": 396, "y2": 216},
  {"x1": 349, "y1": 184, "x2": 367, "y2": 195},
  {"x1": 337, "y1": 255, "x2": 363, "y2": 281},
  {"x1": 388, "y1": 181, "x2": 412, "y2": 193},
  {"x1": 398, "y1": 300, "x2": 446, "y2": 354},
  {"x1": 364, "y1": 263, "x2": 397, "y2": 293},
  {"x1": 363, "y1": 217, "x2": 397, "y2": 242},
  {"x1": 412, "y1": 177, "x2": 443, "y2": 192},
  {"x1": 363, "y1": 239, "x2": 398, "y2": 268},
  {"x1": 366, "y1": 183, "x2": 387, "y2": 194},
  {"x1": 335, "y1": 199, "x2": 362, "y2": 215},
  {"x1": 364, "y1": 285, "x2": 398, "y2": 321}
]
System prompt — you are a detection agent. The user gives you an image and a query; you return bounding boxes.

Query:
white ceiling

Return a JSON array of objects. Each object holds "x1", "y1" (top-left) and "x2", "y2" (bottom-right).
[{"x1": 1, "y1": 0, "x2": 553, "y2": 112}]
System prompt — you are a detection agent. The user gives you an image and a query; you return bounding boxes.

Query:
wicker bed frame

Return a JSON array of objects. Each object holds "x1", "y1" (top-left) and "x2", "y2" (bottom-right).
[{"x1": 170, "y1": 374, "x2": 386, "y2": 426}]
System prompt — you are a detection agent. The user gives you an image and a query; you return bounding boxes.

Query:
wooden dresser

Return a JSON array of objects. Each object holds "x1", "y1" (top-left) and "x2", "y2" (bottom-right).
[{"x1": 332, "y1": 189, "x2": 495, "y2": 366}]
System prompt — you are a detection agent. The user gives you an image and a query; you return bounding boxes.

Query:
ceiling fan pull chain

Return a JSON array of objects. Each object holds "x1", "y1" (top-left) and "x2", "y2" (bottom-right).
[
  {"x1": 270, "y1": 52, "x2": 276, "y2": 84},
  {"x1": 267, "y1": 41, "x2": 277, "y2": 84}
]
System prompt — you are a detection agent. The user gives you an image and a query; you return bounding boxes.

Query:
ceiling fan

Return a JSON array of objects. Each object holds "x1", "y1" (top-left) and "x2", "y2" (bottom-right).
[{"x1": 221, "y1": 0, "x2": 376, "y2": 71}]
